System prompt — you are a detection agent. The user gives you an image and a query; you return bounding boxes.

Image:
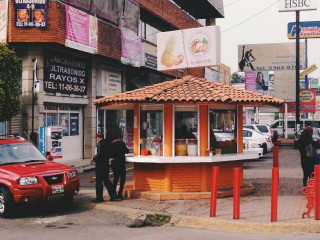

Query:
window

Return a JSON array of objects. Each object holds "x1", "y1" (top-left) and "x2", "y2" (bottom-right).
[
  {"x1": 210, "y1": 110, "x2": 236, "y2": 154},
  {"x1": 174, "y1": 107, "x2": 198, "y2": 156},
  {"x1": 256, "y1": 125, "x2": 268, "y2": 133},
  {"x1": 243, "y1": 130, "x2": 252, "y2": 137},
  {"x1": 140, "y1": 109, "x2": 163, "y2": 156},
  {"x1": 43, "y1": 105, "x2": 80, "y2": 136}
]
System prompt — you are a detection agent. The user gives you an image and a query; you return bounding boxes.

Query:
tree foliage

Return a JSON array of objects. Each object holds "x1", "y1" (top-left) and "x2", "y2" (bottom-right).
[
  {"x1": 0, "y1": 43, "x2": 22, "y2": 122},
  {"x1": 231, "y1": 72, "x2": 245, "y2": 84}
]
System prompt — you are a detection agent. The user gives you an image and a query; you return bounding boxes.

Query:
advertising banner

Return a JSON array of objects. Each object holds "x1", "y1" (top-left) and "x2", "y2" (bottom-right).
[
  {"x1": 0, "y1": 0, "x2": 8, "y2": 43},
  {"x1": 120, "y1": 0, "x2": 139, "y2": 33},
  {"x1": 288, "y1": 21, "x2": 320, "y2": 39},
  {"x1": 91, "y1": 0, "x2": 123, "y2": 25},
  {"x1": 44, "y1": 49, "x2": 88, "y2": 96},
  {"x1": 219, "y1": 64, "x2": 231, "y2": 85},
  {"x1": 238, "y1": 42, "x2": 305, "y2": 72},
  {"x1": 204, "y1": 67, "x2": 220, "y2": 82},
  {"x1": 157, "y1": 26, "x2": 221, "y2": 71},
  {"x1": 121, "y1": 28, "x2": 142, "y2": 67},
  {"x1": 14, "y1": 0, "x2": 48, "y2": 28},
  {"x1": 280, "y1": 89, "x2": 316, "y2": 113},
  {"x1": 245, "y1": 71, "x2": 269, "y2": 95},
  {"x1": 61, "y1": 0, "x2": 91, "y2": 11},
  {"x1": 65, "y1": 5, "x2": 98, "y2": 54},
  {"x1": 274, "y1": 70, "x2": 296, "y2": 102}
]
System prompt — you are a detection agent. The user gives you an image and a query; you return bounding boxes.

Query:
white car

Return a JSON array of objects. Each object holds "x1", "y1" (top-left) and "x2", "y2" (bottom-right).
[
  {"x1": 243, "y1": 128, "x2": 274, "y2": 154},
  {"x1": 243, "y1": 124, "x2": 273, "y2": 138},
  {"x1": 243, "y1": 139, "x2": 264, "y2": 158}
]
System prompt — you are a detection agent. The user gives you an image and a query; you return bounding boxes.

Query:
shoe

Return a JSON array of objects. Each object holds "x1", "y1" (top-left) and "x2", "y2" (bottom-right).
[
  {"x1": 109, "y1": 198, "x2": 116, "y2": 201},
  {"x1": 116, "y1": 195, "x2": 124, "y2": 200},
  {"x1": 91, "y1": 199, "x2": 104, "y2": 203}
]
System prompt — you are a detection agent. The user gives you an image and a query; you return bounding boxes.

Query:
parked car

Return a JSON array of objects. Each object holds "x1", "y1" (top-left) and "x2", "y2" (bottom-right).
[
  {"x1": 270, "y1": 119, "x2": 320, "y2": 138},
  {"x1": 243, "y1": 139, "x2": 264, "y2": 158},
  {"x1": 0, "y1": 135, "x2": 80, "y2": 218},
  {"x1": 243, "y1": 124, "x2": 273, "y2": 138},
  {"x1": 294, "y1": 127, "x2": 320, "y2": 149},
  {"x1": 243, "y1": 128, "x2": 274, "y2": 154}
]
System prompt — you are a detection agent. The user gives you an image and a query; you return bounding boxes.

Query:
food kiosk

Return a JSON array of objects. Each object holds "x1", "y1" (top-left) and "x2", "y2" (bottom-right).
[{"x1": 94, "y1": 76, "x2": 284, "y2": 197}]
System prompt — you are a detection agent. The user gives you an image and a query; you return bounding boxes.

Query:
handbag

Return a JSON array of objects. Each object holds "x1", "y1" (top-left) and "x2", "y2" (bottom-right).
[{"x1": 306, "y1": 143, "x2": 317, "y2": 160}]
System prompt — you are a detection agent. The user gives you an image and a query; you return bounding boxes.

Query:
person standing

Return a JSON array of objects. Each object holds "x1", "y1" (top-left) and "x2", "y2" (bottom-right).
[
  {"x1": 297, "y1": 127, "x2": 317, "y2": 186},
  {"x1": 91, "y1": 132, "x2": 116, "y2": 202},
  {"x1": 110, "y1": 133, "x2": 129, "y2": 200}
]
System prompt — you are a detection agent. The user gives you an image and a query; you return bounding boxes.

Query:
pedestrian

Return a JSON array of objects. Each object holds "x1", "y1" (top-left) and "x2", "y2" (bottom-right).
[
  {"x1": 91, "y1": 132, "x2": 116, "y2": 202},
  {"x1": 110, "y1": 133, "x2": 129, "y2": 200},
  {"x1": 297, "y1": 127, "x2": 317, "y2": 186}
]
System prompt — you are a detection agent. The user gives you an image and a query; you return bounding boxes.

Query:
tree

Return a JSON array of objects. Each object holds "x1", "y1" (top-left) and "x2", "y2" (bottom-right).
[
  {"x1": 231, "y1": 71, "x2": 244, "y2": 84},
  {"x1": 0, "y1": 43, "x2": 22, "y2": 122}
]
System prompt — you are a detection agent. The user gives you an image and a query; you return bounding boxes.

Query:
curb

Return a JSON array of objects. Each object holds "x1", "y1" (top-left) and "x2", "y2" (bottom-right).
[{"x1": 78, "y1": 202, "x2": 320, "y2": 234}]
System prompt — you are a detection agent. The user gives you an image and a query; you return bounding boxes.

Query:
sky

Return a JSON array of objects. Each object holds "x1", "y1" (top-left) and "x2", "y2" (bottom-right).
[{"x1": 216, "y1": 0, "x2": 320, "y2": 79}]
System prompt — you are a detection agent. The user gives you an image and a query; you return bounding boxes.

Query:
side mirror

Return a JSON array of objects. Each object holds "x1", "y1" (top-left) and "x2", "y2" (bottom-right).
[{"x1": 46, "y1": 155, "x2": 53, "y2": 161}]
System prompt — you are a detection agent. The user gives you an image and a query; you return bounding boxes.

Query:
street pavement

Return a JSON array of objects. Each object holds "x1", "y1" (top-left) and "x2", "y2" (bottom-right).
[{"x1": 76, "y1": 146, "x2": 320, "y2": 234}]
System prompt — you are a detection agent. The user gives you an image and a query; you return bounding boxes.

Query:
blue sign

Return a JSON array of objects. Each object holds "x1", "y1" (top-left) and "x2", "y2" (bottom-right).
[
  {"x1": 288, "y1": 21, "x2": 320, "y2": 39},
  {"x1": 39, "y1": 126, "x2": 46, "y2": 155}
]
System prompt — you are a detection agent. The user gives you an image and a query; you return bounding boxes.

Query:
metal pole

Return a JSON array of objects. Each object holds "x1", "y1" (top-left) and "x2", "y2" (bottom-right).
[
  {"x1": 32, "y1": 68, "x2": 35, "y2": 133},
  {"x1": 305, "y1": 38, "x2": 308, "y2": 119},
  {"x1": 295, "y1": 11, "x2": 300, "y2": 131}
]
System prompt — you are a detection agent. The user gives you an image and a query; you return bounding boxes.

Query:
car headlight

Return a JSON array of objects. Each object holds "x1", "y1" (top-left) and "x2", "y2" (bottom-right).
[
  {"x1": 67, "y1": 170, "x2": 78, "y2": 179},
  {"x1": 19, "y1": 177, "x2": 38, "y2": 185}
]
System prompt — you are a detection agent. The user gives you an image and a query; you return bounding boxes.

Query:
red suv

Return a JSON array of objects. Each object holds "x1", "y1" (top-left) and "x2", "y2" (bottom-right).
[{"x1": 0, "y1": 135, "x2": 80, "y2": 217}]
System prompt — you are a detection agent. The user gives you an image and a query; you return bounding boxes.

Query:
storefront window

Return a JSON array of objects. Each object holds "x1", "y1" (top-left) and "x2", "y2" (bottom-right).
[
  {"x1": 210, "y1": 110, "x2": 236, "y2": 154},
  {"x1": 175, "y1": 109, "x2": 198, "y2": 156},
  {"x1": 43, "y1": 105, "x2": 79, "y2": 136},
  {"x1": 140, "y1": 109, "x2": 163, "y2": 156}
]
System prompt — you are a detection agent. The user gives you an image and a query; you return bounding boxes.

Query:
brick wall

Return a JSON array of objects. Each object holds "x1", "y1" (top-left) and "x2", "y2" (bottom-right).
[{"x1": 7, "y1": 0, "x2": 204, "y2": 73}]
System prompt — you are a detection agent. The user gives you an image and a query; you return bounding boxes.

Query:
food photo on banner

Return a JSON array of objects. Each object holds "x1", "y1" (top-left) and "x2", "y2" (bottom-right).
[
  {"x1": 43, "y1": 49, "x2": 88, "y2": 96},
  {"x1": 14, "y1": 0, "x2": 48, "y2": 28}
]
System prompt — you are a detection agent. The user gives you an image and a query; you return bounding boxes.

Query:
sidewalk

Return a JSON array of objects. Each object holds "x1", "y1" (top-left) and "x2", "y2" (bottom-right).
[{"x1": 75, "y1": 171, "x2": 320, "y2": 234}]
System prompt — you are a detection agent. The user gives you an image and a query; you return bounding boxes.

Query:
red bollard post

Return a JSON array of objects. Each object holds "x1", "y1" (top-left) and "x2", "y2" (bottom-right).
[
  {"x1": 210, "y1": 166, "x2": 219, "y2": 217},
  {"x1": 273, "y1": 146, "x2": 279, "y2": 168},
  {"x1": 233, "y1": 167, "x2": 240, "y2": 219},
  {"x1": 271, "y1": 167, "x2": 279, "y2": 222},
  {"x1": 314, "y1": 165, "x2": 320, "y2": 220}
]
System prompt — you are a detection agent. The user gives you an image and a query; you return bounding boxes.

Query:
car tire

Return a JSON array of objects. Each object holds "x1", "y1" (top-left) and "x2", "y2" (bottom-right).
[{"x1": 0, "y1": 187, "x2": 15, "y2": 218}]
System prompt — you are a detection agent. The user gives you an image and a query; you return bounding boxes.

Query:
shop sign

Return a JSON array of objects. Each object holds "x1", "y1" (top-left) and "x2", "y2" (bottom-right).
[
  {"x1": 0, "y1": 0, "x2": 8, "y2": 43},
  {"x1": 300, "y1": 64, "x2": 317, "y2": 78},
  {"x1": 238, "y1": 42, "x2": 305, "y2": 72},
  {"x1": 157, "y1": 25, "x2": 221, "y2": 71},
  {"x1": 141, "y1": 42, "x2": 157, "y2": 70},
  {"x1": 14, "y1": 0, "x2": 48, "y2": 28},
  {"x1": 44, "y1": 50, "x2": 88, "y2": 96},
  {"x1": 219, "y1": 64, "x2": 231, "y2": 85},
  {"x1": 65, "y1": 5, "x2": 98, "y2": 54},
  {"x1": 274, "y1": 70, "x2": 296, "y2": 102},
  {"x1": 288, "y1": 21, "x2": 320, "y2": 39},
  {"x1": 280, "y1": 89, "x2": 316, "y2": 113},
  {"x1": 99, "y1": 69, "x2": 121, "y2": 97},
  {"x1": 279, "y1": 0, "x2": 317, "y2": 12}
]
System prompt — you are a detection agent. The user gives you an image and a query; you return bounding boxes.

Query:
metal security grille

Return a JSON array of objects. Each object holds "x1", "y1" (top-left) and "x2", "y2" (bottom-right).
[{"x1": 43, "y1": 174, "x2": 63, "y2": 185}]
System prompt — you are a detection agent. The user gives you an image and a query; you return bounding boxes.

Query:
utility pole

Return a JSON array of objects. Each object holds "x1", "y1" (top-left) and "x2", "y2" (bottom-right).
[{"x1": 295, "y1": 11, "x2": 300, "y2": 131}]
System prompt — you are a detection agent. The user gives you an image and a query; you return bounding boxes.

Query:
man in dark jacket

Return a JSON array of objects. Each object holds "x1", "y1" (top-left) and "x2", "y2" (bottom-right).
[
  {"x1": 91, "y1": 132, "x2": 116, "y2": 202},
  {"x1": 110, "y1": 133, "x2": 129, "y2": 200}
]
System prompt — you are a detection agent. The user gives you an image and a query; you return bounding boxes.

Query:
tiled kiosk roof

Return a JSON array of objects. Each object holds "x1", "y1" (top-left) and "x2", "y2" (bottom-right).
[{"x1": 94, "y1": 76, "x2": 284, "y2": 108}]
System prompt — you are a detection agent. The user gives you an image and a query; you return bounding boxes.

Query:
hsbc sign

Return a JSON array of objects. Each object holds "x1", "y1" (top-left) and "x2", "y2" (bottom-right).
[{"x1": 279, "y1": 0, "x2": 317, "y2": 12}]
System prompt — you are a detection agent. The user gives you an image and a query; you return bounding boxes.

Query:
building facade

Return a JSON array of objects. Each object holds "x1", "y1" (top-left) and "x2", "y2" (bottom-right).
[{"x1": 2, "y1": 0, "x2": 224, "y2": 162}]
